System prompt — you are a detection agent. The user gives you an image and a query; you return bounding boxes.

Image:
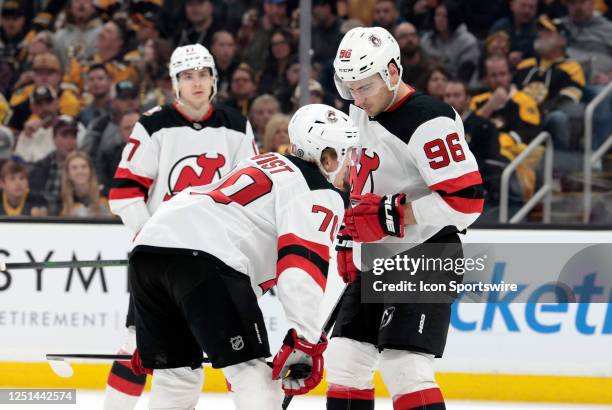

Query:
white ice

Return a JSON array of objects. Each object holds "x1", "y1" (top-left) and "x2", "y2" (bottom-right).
[{"x1": 2, "y1": 391, "x2": 612, "y2": 410}]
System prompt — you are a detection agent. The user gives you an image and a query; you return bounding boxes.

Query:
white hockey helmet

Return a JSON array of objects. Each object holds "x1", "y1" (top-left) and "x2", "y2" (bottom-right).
[
  {"x1": 288, "y1": 104, "x2": 359, "y2": 182},
  {"x1": 169, "y1": 43, "x2": 218, "y2": 102},
  {"x1": 333, "y1": 26, "x2": 402, "y2": 100}
]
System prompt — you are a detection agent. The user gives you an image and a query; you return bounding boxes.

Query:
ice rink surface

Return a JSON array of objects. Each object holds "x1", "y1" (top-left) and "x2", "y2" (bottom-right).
[{"x1": 3, "y1": 391, "x2": 612, "y2": 410}]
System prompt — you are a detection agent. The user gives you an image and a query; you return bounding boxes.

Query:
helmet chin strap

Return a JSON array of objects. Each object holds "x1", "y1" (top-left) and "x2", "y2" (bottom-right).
[{"x1": 382, "y1": 80, "x2": 401, "y2": 112}]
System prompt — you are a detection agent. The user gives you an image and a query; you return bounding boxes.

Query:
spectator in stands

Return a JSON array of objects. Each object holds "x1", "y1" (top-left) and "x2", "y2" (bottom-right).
[
  {"x1": 96, "y1": 110, "x2": 139, "y2": 196},
  {"x1": 210, "y1": 31, "x2": 239, "y2": 103},
  {"x1": 486, "y1": 31, "x2": 512, "y2": 59},
  {"x1": 249, "y1": 94, "x2": 280, "y2": 145},
  {"x1": 562, "y1": 0, "x2": 612, "y2": 150},
  {"x1": 424, "y1": 65, "x2": 449, "y2": 100},
  {"x1": 129, "y1": 2, "x2": 162, "y2": 47},
  {"x1": 225, "y1": 63, "x2": 257, "y2": 116},
  {"x1": 52, "y1": 0, "x2": 102, "y2": 68},
  {"x1": 0, "y1": 1, "x2": 28, "y2": 82},
  {"x1": 374, "y1": 0, "x2": 403, "y2": 32},
  {"x1": 398, "y1": 0, "x2": 435, "y2": 32},
  {"x1": 261, "y1": 113, "x2": 289, "y2": 153},
  {"x1": 395, "y1": 22, "x2": 437, "y2": 92},
  {"x1": 79, "y1": 64, "x2": 112, "y2": 127},
  {"x1": 291, "y1": 79, "x2": 325, "y2": 113},
  {"x1": 489, "y1": 0, "x2": 538, "y2": 64},
  {"x1": 59, "y1": 150, "x2": 111, "y2": 217},
  {"x1": 236, "y1": 8, "x2": 259, "y2": 62},
  {"x1": 0, "y1": 126, "x2": 14, "y2": 161},
  {"x1": 176, "y1": 0, "x2": 220, "y2": 49},
  {"x1": 244, "y1": 0, "x2": 290, "y2": 74},
  {"x1": 64, "y1": 20, "x2": 137, "y2": 92},
  {"x1": 82, "y1": 80, "x2": 140, "y2": 167},
  {"x1": 444, "y1": 79, "x2": 526, "y2": 220},
  {"x1": 141, "y1": 66, "x2": 174, "y2": 110},
  {"x1": 257, "y1": 28, "x2": 295, "y2": 95},
  {"x1": 15, "y1": 86, "x2": 85, "y2": 164},
  {"x1": 421, "y1": 0, "x2": 480, "y2": 83},
  {"x1": 30, "y1": 115, "x2": 80, "y2": 215},
  {"x1": 471, "y1": 55, "x2": 542, "y2": 145},
  {"x1": 138, "y1": 37, "x2": 173, "y2": 104},
  {"x1": 9, "y1": 52, "x2": 81, "y2": 131},
  {"x1": 14, "y1": 85, "x2": 60, "y2": 163},
  {"x1": 514, "y1": 15, "x2": 586, "y2": 152},
  {"x1": 312, "y1": 0, "x2": 342, "y2": 65},
  {"x1": 0, "y1": 160, "x2": 47, "y2": 216}
]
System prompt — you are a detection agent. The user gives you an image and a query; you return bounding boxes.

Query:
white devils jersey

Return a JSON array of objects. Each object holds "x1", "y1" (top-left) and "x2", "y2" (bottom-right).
[
  {"x1": 349, "y1": 89, "x2": 484, "y2": 247},
  {"x1": 109, "y1": 103, "x2": 258, "y2": 234},
  {"x1": 133, "y1": 152, "x2": 346, "y2": 341}
]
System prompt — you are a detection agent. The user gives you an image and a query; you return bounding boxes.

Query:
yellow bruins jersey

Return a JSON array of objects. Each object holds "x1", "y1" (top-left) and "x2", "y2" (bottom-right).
[
  {"x1": 470, "y1": 89, "x2": 541, "y2": 144},
  {"x1": 64, "y1": 54, "x2": 138, "y2": 92},
  {"x1": 513, "y1": 57, "x2": 585, "y2": 107},
  {"x1": 9, "y1": 85, "x2": 81, "y2": 118}
]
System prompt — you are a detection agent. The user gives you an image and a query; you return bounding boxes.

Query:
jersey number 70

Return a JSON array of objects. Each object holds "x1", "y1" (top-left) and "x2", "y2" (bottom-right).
[{"x1": 423, "y1": 133, "x2": 466, "y2": 169}]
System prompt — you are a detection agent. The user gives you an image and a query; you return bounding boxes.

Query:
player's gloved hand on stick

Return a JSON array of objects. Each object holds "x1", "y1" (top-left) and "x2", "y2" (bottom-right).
[
  {"x1": 344, "y1": 193, "x2": 406, "y2": 242},
  {"x1": 272, "y1": 329, "x2": 328, "y2": 395},
  {"x1": 130, "y1": 349, "x2": 153, "y2": 375},
  {"x1": 336, "y1": 227, "x2": 359, "y2": 284}
]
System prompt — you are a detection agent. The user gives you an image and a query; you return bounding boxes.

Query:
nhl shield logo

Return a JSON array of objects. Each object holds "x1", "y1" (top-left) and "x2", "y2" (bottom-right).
[{"x1": 230, "y1": 335, "x2": 244, "y2": 351}]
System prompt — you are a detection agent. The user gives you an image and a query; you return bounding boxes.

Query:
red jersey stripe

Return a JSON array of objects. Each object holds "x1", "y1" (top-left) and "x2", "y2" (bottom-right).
[
  {"x1": 114, "y1": 168, "x2": 154, "y2": 188},
  {"x1": 429, "y1": 170, "x2": 483, "y2": 194},
  {"x1": 277, "y1": 254, "x2": 326, "y2": 291},
  {"x1": 278, "y1": 233, "x2": 329, "y2": 262},
  {"x1": 109, "y1": 187, "x2": 146, "y2": 200}
]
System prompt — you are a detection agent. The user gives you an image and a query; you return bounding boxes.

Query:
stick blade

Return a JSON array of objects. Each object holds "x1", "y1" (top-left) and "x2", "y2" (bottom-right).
[{"x1": 47, "y1": 358, "x2": 74, "y2": 378}]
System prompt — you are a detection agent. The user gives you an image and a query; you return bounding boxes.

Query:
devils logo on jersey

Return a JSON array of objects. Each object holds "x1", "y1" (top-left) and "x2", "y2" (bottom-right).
[
  {"x1": 164, "y1": 153, "x2": 226, "y2": 200},
  {"x1": 349, "y1": 148, "x2": 380, "y2": 195}
]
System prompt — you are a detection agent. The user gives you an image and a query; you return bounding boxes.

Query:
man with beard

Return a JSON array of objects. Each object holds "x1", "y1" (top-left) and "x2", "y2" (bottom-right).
[
  {"x1": 394, "y1": 22, "x2": 437, "y2": 91},
  {"x1": 514, "y1": 15, "x2": 585, "y2": 155}
]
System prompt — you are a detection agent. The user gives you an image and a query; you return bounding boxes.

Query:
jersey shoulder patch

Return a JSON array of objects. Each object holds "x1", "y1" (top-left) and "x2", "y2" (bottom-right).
[
  {"x1": 138, "y1": 104, "x2": 182, "y2": 136},
  {"x1": 374, "y1": 92, "x2": 456, "y2": 145},
  {"x1": 286, "y1": 156, "x2": 349, "y2": 208},
  {"x1": 211, "y1": 103, "x2": 248, "y2": 133}
]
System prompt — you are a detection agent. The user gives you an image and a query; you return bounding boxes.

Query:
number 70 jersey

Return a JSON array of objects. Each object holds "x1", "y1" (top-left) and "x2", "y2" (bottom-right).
[{"x1": 133, "y1": 152, "x2": 347, "y2": 299}]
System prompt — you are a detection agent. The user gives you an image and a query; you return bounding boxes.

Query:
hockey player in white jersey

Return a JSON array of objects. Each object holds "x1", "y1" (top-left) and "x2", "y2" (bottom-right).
[
  {"x1": 104, "y1": 44, "x2": 257, "y2": 409},
  {"x1": 126, "y1": 104, "x2": 358, "y2": 409},
  {"x1": 326, "y1": 27, "x2": 484, "y2": 410}
]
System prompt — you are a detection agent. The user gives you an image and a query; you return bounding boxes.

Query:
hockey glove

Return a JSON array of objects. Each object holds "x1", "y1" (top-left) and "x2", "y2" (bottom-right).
[
  {"x1": 272, "y1": 329, "x2": 328, "y2": 395},
  {"x1": 344, "y1": 193, "x2": 406, "y2": 242},
  {"x1": 130, "y1": 349, "x2": 153, "y2": 376},
  {"x1": 336, "y1": 227, "x2": 359, "y2": 284}
]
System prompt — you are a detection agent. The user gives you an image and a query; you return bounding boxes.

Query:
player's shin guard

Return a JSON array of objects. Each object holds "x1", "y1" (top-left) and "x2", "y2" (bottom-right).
[
  {"x1": 103, "y1": 328, "x2": 146, "y2": 410},
  {"x1": 379, "y1": 349, "x2": 445, "y2": 410},
  {"x1": 223, "y1": 358, "x2": 284, "y2": 409},
  {"x1": 325, "y1": 337, "x2": 379, "y2": 410},
  {"x1": 149, "y1": 367, "x2": 203, "y2": 410}
]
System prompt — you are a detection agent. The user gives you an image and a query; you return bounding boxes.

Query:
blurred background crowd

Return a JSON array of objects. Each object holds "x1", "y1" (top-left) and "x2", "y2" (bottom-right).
[{"x1": 0, "y1": 0, "x2": 610, "y2": 223}]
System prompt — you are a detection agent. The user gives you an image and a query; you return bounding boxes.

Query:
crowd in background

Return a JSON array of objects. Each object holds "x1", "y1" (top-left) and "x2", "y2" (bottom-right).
[{"x1": 0, "y1": 0, "x2": 611, "y2": 222}]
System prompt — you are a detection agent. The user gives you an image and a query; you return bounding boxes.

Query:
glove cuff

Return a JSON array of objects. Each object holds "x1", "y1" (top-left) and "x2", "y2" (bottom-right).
[{"x1": 378, "y1": 194, "x2": 406, "y2": 237}]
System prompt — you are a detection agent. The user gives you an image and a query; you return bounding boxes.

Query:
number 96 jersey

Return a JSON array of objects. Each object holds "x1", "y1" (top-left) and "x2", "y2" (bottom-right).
[
  {"x1": 349, "y1": 89, "x2": 484, "y2": 245},
  {"x1": 133, "y1": 152, "x2": 347, "y2": 341}
]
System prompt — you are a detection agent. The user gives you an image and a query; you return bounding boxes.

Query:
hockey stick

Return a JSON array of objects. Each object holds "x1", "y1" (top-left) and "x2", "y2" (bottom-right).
[
  {"x1": 45, "y1": 353, "x2": 214, "y2": 378},
  {"x1": 0, "y1": 259, "x2": 128, "y2": 272},
  {"x1": 281, "y1": 283, "x2": 349, "y2": 410}
]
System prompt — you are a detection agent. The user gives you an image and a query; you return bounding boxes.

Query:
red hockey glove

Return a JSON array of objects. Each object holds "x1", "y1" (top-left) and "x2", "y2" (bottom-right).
[
  {"x1": 130, "y1": 349, "x2": 153, "y2": 376},
  {"x1": 344, "y1": 193, "x2": 406, "y2": 242},
  {"x1": 272, "y1": 329, "x2": 328, "y2": 395},
  {"x1": 336, "y1": 227, "x2": 358, "y2": 284}
]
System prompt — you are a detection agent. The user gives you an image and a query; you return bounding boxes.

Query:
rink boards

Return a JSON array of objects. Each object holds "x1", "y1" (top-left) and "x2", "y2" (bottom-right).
[{"x1": 0, "y1": 220, "x2": 611, "y2": 404}]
